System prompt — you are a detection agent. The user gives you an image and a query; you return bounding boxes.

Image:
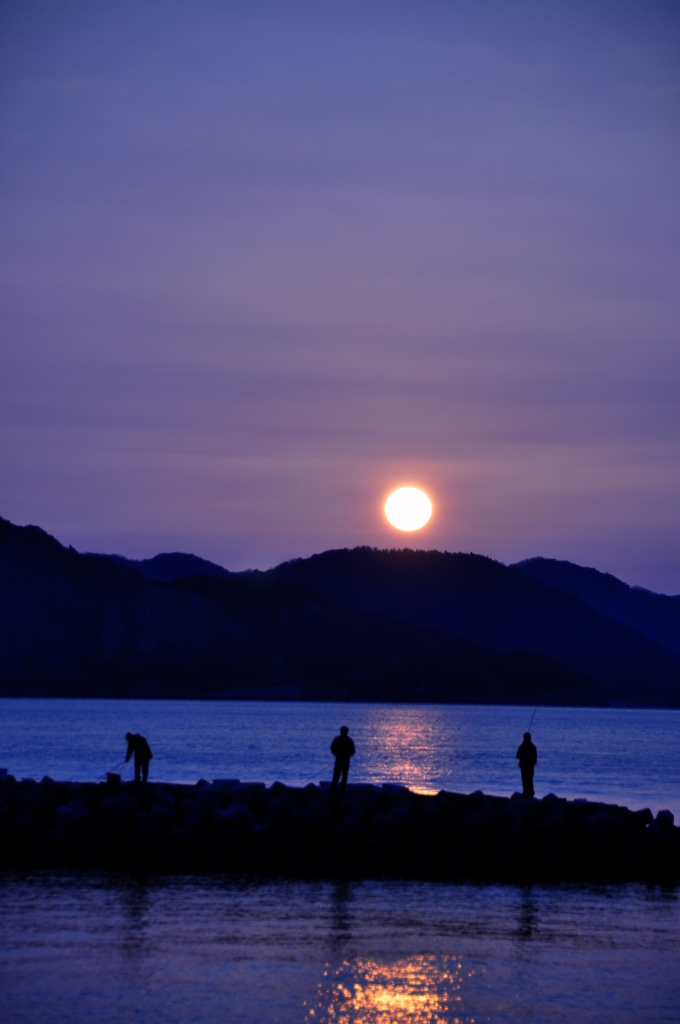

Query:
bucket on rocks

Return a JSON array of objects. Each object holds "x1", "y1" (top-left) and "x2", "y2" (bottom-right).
[{"x1": 106, "y1": 773, "x2": 121, "y2": 786}]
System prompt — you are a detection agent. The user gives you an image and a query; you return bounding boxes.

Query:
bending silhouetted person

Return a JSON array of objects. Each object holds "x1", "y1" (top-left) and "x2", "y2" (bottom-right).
[
  {"x1": 125, "y1": 732, "x2": 152, "y2": 782},
  {"x1": 331, "y1": 726, "x2": 355, "y2": 794},
  {"x1": 516, "y1": 732, "x2": 537, "y2": 798}
]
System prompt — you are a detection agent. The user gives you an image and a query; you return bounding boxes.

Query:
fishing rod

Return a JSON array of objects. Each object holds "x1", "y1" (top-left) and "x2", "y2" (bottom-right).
[{"x1": 527, "y1": 706, "x2": 539, "y2": 732}]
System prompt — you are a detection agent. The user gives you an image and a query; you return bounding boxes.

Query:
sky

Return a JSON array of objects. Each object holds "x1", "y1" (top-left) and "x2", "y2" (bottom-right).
[{"x1": 1, "y1": 1, "x2": 679, "y2": 592}]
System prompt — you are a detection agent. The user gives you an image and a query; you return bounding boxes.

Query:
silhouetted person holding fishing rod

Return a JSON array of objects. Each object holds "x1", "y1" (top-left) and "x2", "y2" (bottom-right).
[
  {"x1": 331, "y1": 726, "x2": 355, "y2": 795},
  {"x1": 517, "y1": 732, "x2": 537, "y2": 798},
  {"x1": 125, "y1": 732, "x2": 152, "y2": 783}
]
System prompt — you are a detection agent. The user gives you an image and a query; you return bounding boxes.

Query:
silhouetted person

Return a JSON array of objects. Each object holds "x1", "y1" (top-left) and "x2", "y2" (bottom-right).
[
  {"x1": 516, "y1": 732, "x2": 537, "y2": 798},
  {"x1": 125, "y1": 732, "x2": 152, "y2": 782},
  {"x1": 331, "y1": 726, "x2": 355, "y2": 794}
]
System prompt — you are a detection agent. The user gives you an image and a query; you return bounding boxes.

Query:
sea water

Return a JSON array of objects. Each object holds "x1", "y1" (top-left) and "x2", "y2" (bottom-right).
[
  {"x1": 1, "y1": 700, "x2": 678, "y2": 1023},
  {"x1": 0, "y1": 875, "x2": 678, "y2": 1023},
  {"x1": 1, "y1": 699, "x2": 678, "y2": 818}
]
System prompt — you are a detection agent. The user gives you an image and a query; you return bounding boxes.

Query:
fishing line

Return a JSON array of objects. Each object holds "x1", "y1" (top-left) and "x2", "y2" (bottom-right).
[
  {"x1": 301, "y1": 758, "x2": 333, "y2": 781},
  {"x1": 96, "y1": 758, "x2": 126, "y2": 782}
]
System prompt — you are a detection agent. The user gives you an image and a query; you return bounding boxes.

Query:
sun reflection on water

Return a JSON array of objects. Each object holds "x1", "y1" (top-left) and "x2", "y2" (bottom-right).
[
  {"x1": 361, "y1": 714, "x2": 462, "y2": 793},
  {"x1": 306, "y1": 956, "x2": 478, "y2": 1024}
]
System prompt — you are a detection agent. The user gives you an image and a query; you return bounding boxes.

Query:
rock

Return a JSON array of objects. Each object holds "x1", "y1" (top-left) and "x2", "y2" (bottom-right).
[
  {"x1": 0, "y1": 779, "x2": 677, "y2": 881},
  {"x1": 150, "y1": 784, "x2": 175, "y2": 808},
  {"x1": 300, "y1": 799, "x2": 333, "y2": 827},
  {"x1": 631, "y1": 808, "x2": 654, "y2": 827},
  {"x1": 100, "y1": 793, "x2": 142, "y2": 820},
  {"x1": 180, "y1": 794, "x2": 212, "y2": 826},
  {"x1": 654, "y1": 809, "x2": 675, "y2": 830},
  {"x1": 55, "y1": 800, "x2": 90, "y2": 824},
  {"x1": 467, "y1": 792, "x2": 490, "y2": 817},
  {"x1": 150, "y1": 803, "x2": 176, "y2": 829},
  {"x1": 373, "y1": 807, "x2": 411, "y2": 833},
  {"x1": 215, "y1": 803, "x2": 253, "y2": 826}
]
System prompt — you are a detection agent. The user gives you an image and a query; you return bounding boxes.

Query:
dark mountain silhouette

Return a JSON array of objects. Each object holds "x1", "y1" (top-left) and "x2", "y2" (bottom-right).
[
  {"x1": 263, "y1": 548, "x2": 680, "y2": 707},
  {"x1": 167, "y1": 574, "x2": 600, "y2": 706},
  {"x1": 513, "y1": 557, "x2": 680, "y2": 654},
  {"x1": 102, "y1": 551, "x2": 231, "y2": 582},
  {"x1": 0, "y1": 517, "x2": 599, "y2": 705}
]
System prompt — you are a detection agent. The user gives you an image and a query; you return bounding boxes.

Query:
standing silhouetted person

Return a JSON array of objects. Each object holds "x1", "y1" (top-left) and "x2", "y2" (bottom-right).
[
  {"x1": 125, "y1": 732, "x2": 152, "y2": 782},
  {"x1": 331, "y1": 726, "x2": 355, "y2": 794},
  {"x1": 516, "y1": 732, "x2": 537, "y2": 798}
]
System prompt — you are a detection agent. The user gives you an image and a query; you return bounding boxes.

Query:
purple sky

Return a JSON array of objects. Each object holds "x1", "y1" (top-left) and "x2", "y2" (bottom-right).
[{"x1": 1, "y1": 2, "x2": 679, "y2": 592}]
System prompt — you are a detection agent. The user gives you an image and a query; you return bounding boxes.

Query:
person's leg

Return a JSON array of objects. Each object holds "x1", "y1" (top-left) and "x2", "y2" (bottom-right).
[
  {"x1": 521, "y1": 767, "x2": 530, "y2": 797},
  {"x1": 331, "y1": 761, "x2": 341, "y2": 791},
  {"x1": 142, "y1": 760, "x2": 148, "y2": 783},
  {"x1": 134, "y1": 756, "x2": 141, "y2": 783},
  {"x1": 528, "y1": 769, "x2": 534, "y2": 798},
  {"x1": 340, "y1": 763, "x2": 348, "y2": 794}
]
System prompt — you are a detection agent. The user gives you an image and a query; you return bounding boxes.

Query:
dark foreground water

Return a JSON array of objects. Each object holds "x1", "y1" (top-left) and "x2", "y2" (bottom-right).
[
  {"x1": 2, "y1": 700, "x2": 679, "y2": 1021},
  {"x1": 1, "y1": 700, "x2": 679, "y2": 819},
  {"x1": 1, "y1": 874, "x2": 678, "y2": 1024}
]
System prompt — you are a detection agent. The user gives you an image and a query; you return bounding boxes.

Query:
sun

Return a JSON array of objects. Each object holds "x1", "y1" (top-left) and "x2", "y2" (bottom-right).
[{"x1": 384, "y1": 487, "x2": 433, "y2": 532}]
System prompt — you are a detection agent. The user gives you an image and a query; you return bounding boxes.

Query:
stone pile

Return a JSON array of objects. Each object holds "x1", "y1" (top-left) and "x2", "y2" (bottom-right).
[{"x1": 1, "y1": 775, "x2": 677, "y2": 882}]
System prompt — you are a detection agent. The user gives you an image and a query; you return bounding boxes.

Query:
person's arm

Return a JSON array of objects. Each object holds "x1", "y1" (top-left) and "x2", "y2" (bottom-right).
[
  {"x1": 349, "y1": 740, "x2": 356, "y2": 757},
  {"x1": 125, "y1": 740, "x2": 133, "y2": 763}
]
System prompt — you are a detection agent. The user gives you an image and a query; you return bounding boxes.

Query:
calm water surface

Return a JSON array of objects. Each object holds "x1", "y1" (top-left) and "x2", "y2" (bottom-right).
[
  {"x1": 1, "y1": 874, "x2": 678, "y2": 1024},
  {"x1": 1, "y1": 699, "x2": 678, "y2": 818}
]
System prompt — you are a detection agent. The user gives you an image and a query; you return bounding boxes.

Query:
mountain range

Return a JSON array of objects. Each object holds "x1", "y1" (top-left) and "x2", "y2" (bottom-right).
[
  {"x1": 1, "y1": 515, "x2": 678, "y2": 706},
  {"x1": 514, "y1": 557, "x2": 680, "y2": 654}
]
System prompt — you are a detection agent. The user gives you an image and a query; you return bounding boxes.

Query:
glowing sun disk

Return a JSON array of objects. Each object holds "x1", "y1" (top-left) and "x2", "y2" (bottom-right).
[{"x1": 384, "y1": 487, "x2": 433, "y2": 531}]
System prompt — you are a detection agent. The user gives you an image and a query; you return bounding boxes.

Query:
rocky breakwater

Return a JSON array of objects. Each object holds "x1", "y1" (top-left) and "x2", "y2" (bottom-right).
[{"x1": 0, "y1": 775, "x2": 678, "y2": 882}]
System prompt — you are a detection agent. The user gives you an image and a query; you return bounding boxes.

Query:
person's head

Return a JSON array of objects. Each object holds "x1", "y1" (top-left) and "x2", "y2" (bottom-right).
[
  {"x1": 524, "y1": 732, "x2": 531, "y2": 741},
  {"x1": 340, "y1": 726, "x2": 349, "y2": 735},
  {"x1": 125, "y1": 732, "x2": 132, "y2": 740}
]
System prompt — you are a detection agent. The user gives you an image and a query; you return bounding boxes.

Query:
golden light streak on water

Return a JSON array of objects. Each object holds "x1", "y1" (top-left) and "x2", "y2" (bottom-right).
[{"x1": 307, "y1": 956, "x2": 478, "y2": 1024}]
